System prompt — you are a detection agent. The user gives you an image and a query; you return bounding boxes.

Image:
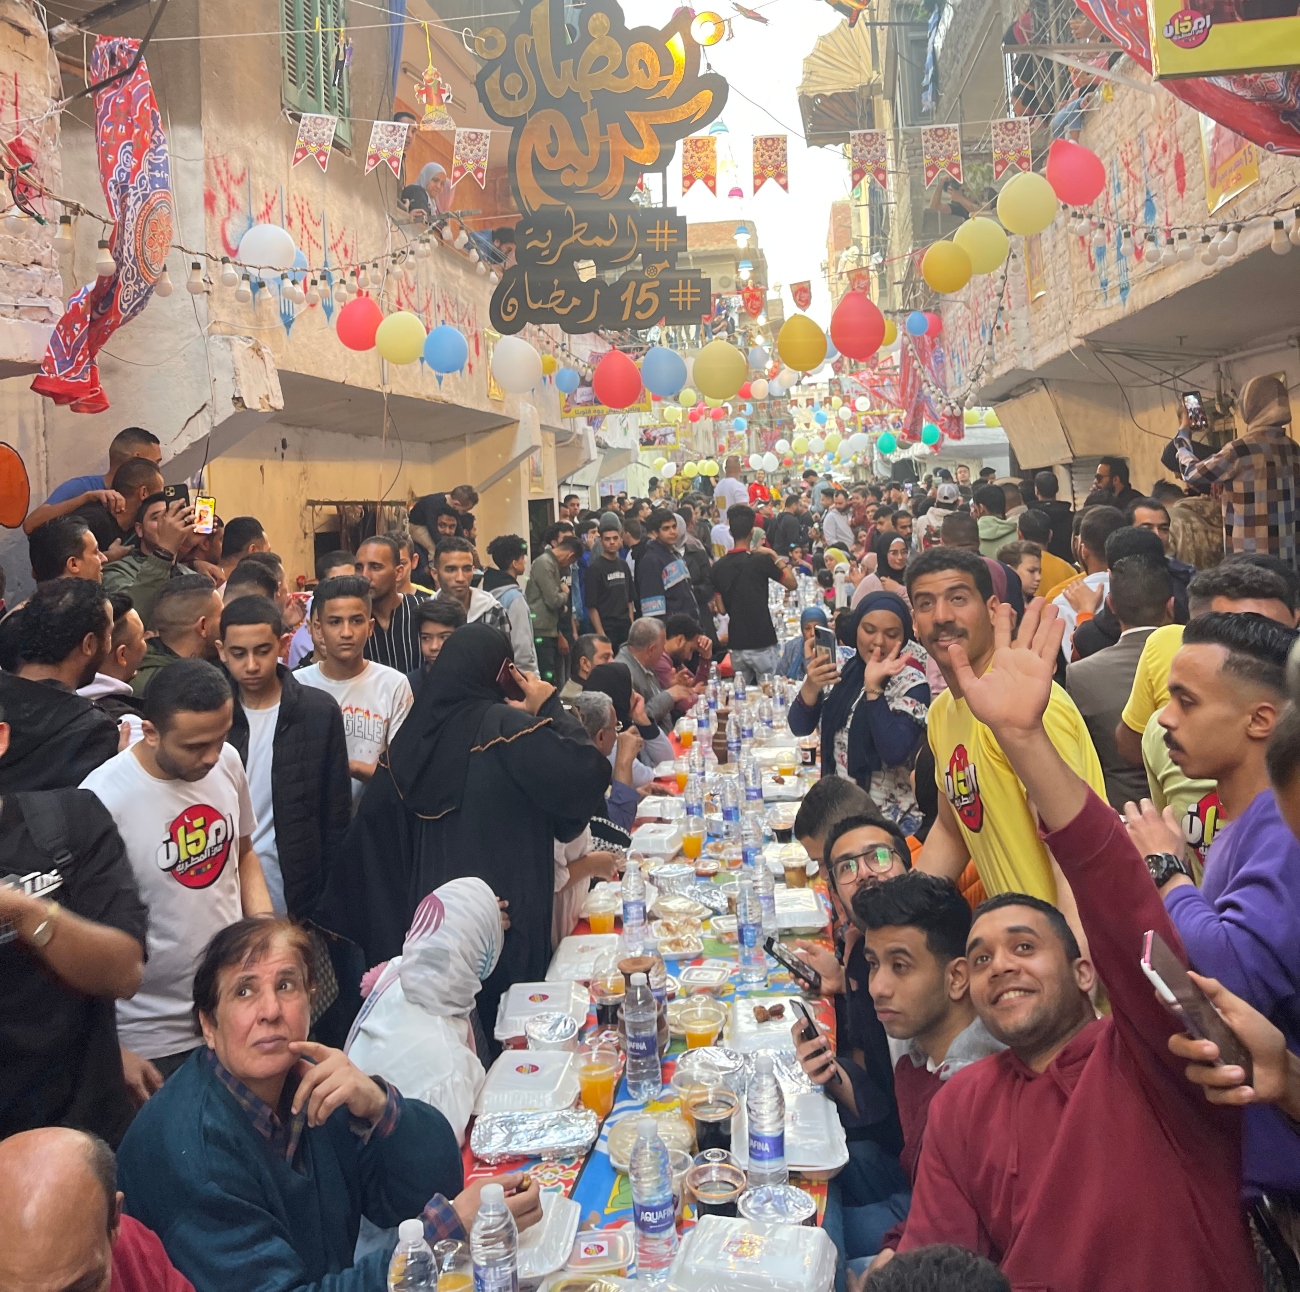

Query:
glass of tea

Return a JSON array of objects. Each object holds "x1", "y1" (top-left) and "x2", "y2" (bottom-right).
[{"x1": 686, "y1": 1085, "x2": 737, "y2": 1154}]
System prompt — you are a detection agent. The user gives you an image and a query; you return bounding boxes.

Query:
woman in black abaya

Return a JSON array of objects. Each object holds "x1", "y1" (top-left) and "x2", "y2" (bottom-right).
[{"x1": 318, "y1": 625, "x2": 610, "y2": 1039}]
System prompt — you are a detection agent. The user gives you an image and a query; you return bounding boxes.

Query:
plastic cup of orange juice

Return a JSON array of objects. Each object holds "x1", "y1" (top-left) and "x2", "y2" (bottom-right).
[
  {"x1": 680, "y1": 999, "x2": 726, "y2": 1049},
  {"x1": 681, "y1": 820, "x2": 705, "y2": 861},
  {"x1": 588, "y1": 889, "x2": 617, "y2": 936},
  {"x1": 775, "y1": 747, "x2": 797, "y2": 777},
  {"x1": 677, "y1": 718, "x2": 695, "y2": 749},
  {"x1": 578, "y1": 1043, "x2": 620, "y2": 1116},
  {"x1": 674, "y1": 757, "x2": 689, "y2": 792}
]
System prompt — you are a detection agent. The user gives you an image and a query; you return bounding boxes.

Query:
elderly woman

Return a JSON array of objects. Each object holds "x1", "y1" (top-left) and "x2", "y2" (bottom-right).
[
  {"x1": 788, "y1": 591, "x2": 930, "y2": 835},
  {"x1": 778, "y1": 605, "x2": 829, "y2": 681},
  {"x1": 118, "y1": 917, "x2": 540, "y2": 1292}
]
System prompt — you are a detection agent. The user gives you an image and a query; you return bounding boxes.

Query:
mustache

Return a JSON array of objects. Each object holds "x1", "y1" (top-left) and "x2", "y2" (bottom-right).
[
  {"x1": 1163, "y1": 731, "x2": 1184, "y2": 754},
  {"x1": 926, "y1": 622, "x2": 967, "y2": 639}
]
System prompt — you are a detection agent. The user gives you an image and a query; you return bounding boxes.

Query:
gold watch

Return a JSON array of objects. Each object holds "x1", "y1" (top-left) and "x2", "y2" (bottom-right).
[{"x1": 29, "y1": 901, "x2": 58, "y2": 948}]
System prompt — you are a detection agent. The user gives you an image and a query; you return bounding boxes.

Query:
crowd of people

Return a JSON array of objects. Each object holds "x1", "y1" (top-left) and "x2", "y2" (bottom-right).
[{"x1": 2, "y1": 397, "x2": 1300, "y2": 1292}]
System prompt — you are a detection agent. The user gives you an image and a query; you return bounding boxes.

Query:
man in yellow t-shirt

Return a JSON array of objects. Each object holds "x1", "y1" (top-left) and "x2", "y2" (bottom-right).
[{"x1": 907, "y1": 548, "x2": 1106, "y2": 905}]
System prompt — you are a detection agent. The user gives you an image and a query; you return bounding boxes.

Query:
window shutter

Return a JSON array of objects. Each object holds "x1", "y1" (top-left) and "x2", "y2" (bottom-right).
[
  {"x1": 326, "y1": 0, "x2": 351, "y2": 146},
  {"x1": 281, "y1": 0, "x2": 351, "y2": 146},
  {"x1": 281, "y1": 0, "x2": 313, "y2": 114}
]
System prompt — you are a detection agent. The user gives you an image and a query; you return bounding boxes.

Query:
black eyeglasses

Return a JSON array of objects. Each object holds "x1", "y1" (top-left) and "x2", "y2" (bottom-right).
[{"x1": 829, "y1": 846, "x2": 899, "y2": 884}]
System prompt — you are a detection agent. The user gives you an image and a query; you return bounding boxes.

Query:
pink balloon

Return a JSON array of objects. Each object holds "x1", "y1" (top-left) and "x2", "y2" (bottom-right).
[
  {"x1": 1045, "y1": 139, "x2": 1106, "y2": 207},
  {"x1": 925, "y1": 313, "x2": 943, "y2": 337}
]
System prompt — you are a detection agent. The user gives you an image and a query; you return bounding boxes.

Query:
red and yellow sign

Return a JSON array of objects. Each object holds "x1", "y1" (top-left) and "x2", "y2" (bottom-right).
[{"x1": 1148, "y1": 0, "x2": 1300, "y2": 79}]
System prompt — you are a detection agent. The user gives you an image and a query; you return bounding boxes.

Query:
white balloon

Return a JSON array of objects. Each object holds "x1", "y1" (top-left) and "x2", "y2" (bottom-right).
[
  {"x1": 854, "y1": 396, "x2": 869, "y2": 413},
  {"x1": 662, "y1": 461, "x2": 678, "y2": 478},
  {"x1": 750, "y1": 378, "x2": 769, "y2": 400},
  {"x1": 237, "y1": 224, "x2": 297, "y2": 282},
  {"x1": 848, "y1": 432, "x2": 869, "y2": 452},
  {"x1": 778, "y1": 367, "x2": 799, "y2": 388},
  {"x1": 808, "y1": 436, "x2": 825, "y2": 453},
  {"x1": 763, "y1": 452, "x2": 779, "y2": 472},
  {"x1": 491, "y1": 336, "x2": 543, "y2": 394},
  {"x1": 774, "y1": 438, "x2": 791, "y2": 454},
  {"x1": 837, "y1": 442, "x2": 853, "y2": 460},
  {"x1": 769, "y1": 381, "x2": 786, "y2": 398},
  {"x1": 748, "y1": 345, "x2": 769, "y2": 369},
  {"x1": 748, "y1": 453, "x2": 764, "y2": 470},
  {"x1": 837, "y1": 405, "x2": 852, "y2": 420}
]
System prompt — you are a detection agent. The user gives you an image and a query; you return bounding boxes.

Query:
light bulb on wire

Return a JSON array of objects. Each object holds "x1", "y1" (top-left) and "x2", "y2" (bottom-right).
[
  {"x1": 53, "y1": 215, "x2": 74, "y2": 256},
  {"x1": 186, "y1": 262, "x2": 206, "y2": 295},
  {"x1": 95, "y1": 239, "x2": 116, "y2": 276},
  {"x1": 1091, "y1": 220, "x2": 1107, "y2": 253},
  {"x1": 357, "y1": 264, "x2": 369, "y2": 289},
  {"x1": 153, "y1": 265, "x2": 173, "y2": 297},
  {"x1": 235, "y1": 273, "x2": 252, "y2": 304},
  {"x1": 1144, "y1": 232, "x2": 1161, "y2": 267},
  {"x1": 1272, "y1": 220, "x2": 1291, "y2": 255},
  {"x1": 347, "y1": 270, "x2": 359, "y2": 296},
  {"x1": 1198, "y1": 234, "x2": 1217, "y2": 266},
  {"x1": 1289, "y1": 209, "x2": 1300, "y2": 247},
  {"x1": 305, "y1": 278, "x2": 320, "y2": 306},
  {"x1": 220, "y1": 257, "x2": 238, "y2": 287},
  {"x1": 332, "y1": 277, "x2": 347, "y2": 305},
  {"x1": 1220, "y1": 223, "x2": 1241, "y2": 257},
  {"x1": 1176, "y1": 231, "x2": 1193, "y2": 262}
]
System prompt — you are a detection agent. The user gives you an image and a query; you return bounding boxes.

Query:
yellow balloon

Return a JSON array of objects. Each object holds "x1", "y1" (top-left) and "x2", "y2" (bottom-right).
[
  {"x1": 830, "y1": 396, "x2": 843, "y2": 410},
  {"x1": 664, "y1": 406, "x2": 681, "y2": 424},
  {"x1": 682, "y1": 461, "x2": 699, "y2": 478},
  {"x1": 540, "y1": 353, "x2": 558, "y2": 375},
  {"x1": 705, "y1": 396, "x2": 722, "y2": 408},
  {"x1": 997, "y1": 171, "x2": 1058, "y2": 237},
  {"x1": 701, "y1": 459, "x2": 720, "y2": 477},
  {"x1": 374, "y1": 311, "x2": 427, "y2": 365},
  {"x1": 791, "y1": 434, "x2": 809, "y2": 454},
  {"x1": 964, "y1": 408, "x2": 980, "y2": 425},
  {"x1": 824, "y1": 430, "x2": 842, "y2": 451},
  {"x1": 777, "y1": 315, "x2": 827, "y2": 373},
  {"x1": 881, "y1": 319, "x2": 897, "y2": 346},
  {"x1": 653, "y1": 457, "x2": 668, "y2": 470},
  {"x1": 954, "y1": 217, "x2": 1009, "y2": 274},
  {"x1": 922, "y1": 240, "x2": 973, "y2": 295},
  {"x1": 983, "y1": 410, "x2": 1001, "y2": 427},
  {"x1": 678, "y1": 387, "x2": 697, "y2": 408},
  {"x1": 693, "y1": 339, "x2": 748, "y2": 401}
]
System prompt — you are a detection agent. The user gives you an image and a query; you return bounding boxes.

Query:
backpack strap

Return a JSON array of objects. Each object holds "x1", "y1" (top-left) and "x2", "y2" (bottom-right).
[{"x1": 14, "y1": 791, "x2": 75, "y2": 871}]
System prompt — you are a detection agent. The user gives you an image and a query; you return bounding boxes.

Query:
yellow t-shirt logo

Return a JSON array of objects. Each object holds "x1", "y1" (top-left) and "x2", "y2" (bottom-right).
[{"x1": 946, "y1": 744, "x2": 984, "y2": 833}]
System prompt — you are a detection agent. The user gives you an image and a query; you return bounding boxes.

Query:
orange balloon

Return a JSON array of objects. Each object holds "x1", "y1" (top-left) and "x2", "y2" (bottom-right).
[{"x1": 0, "y1": 443, "x2": 30, "y2": 529}]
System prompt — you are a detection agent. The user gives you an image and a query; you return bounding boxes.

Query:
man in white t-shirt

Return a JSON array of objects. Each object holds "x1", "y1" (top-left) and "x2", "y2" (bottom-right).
[
  {"x1": 296, "y1": 574, "x2": 413, "y2": 802},
  {"x1": 80, "y1": 658, "x2": 270, "y2": 1085},
  {"x1": 712, "y1": 455, "x2": 749, "y2": 512}
]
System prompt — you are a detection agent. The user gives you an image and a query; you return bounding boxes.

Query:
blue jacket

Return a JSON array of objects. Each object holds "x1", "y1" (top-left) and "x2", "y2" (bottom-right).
[{"x1": 118, "y1": 1049, "x2": 463, "y2": 1292}]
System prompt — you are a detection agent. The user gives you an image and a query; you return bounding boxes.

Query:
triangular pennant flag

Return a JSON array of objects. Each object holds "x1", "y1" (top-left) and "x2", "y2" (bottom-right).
[
  {"x1": 753, "y1": 135, "x2": 788, "y2": 193},
  {"x1": 990, "y1": 118, "x2": 1032, "y2": 180},
  {"x1": 292, "y1": 114, "x2": 337, "y2": 171},
  {"x1": 681, "y1": 136, "x2": 717, "y2": 195},
  {"x1": 920, "y1": 125, "x2": 962, "y2": 186},
  {"x1": 451, "y1": 128, "x2": 491, "y2": 188},
  {"x1": 365, "y1": 120, "x2": 411, "y2": 176},
  {"x1": 790, "y1": 281, "x2": 811, "y2": 310},
  {"x1": 850, "y1": 130, "x2": 887, "y2": 190}
]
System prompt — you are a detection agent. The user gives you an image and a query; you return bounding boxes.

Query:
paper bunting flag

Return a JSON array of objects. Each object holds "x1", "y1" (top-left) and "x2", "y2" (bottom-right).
[
  {"x1": 920, "y1": 125, "x2": 962, "y2": 186},
  {"x1": 741, "y1": 284, "x2": 764, "y2": 318},
  {"x1": 850, "y1": 130, "x2": 887, "y2": 190},
  {"x1": 991, "y1": 118, "x2": 1032, "y2": 180},
  {"x1": 790, "y1": 281, "x2": 812, "y2": 311},
  {"x1": 292, "y1": 114, "x2": 337, "y2": 171},
  {"x1": 848, "y1": 268, "x2": 872, "y2": 293},
  {"x1": 451, "y1": 128, "x2": 491, "y2": 188},
  {"x1": 753, "y1": 135, "x2": 788, "y2": 193},
  {"x1": 681, "y1": 135, "x2": 717, "y2": 195},
  {"x1": 365, "y1": 120, "x2": 411, "y2": 176}
]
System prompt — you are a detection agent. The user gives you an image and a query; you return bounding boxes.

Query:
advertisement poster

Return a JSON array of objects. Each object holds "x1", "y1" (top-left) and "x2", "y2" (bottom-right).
[
  {"x1": 1148, "y1": 0, "x2": 1300, "y2": 79},
  {"x1": 1199, "y1": 113, "x2": 1260, "y2": 212}
]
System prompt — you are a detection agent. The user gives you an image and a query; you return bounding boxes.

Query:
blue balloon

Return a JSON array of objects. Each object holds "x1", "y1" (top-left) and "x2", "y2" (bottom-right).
[
  {"x1": 814, "y1": 410, "x2": 828, "y2": 425},
  {"x1": 906, "y1": 310, "x2": 929, "y2": 336},
  {"x1": 824, "y1": 337, "x2": 839, "y2": 361},
  {"x1": 555, "y1": 367, "x2": 581, "y2": 394},
  {"x1": 640, "y1": 345, "x2": 687, "y2": 398},
  {"x1": 423, "y1": 324, "x2": 468, "y2": 374},
  {"x1": 733, "y1": 417, "x2": 747, "y2": 431}
]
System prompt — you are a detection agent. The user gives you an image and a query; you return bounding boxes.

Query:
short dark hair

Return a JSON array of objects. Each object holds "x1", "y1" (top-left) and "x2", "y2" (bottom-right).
[
  {"x1": 221, "y1": 516, "x2": 266, "y2": 558},
  {"x1": 783, "y1": 492, "x2": 800, "y2": 508},
  {"x1": 142, "y1": 657, "x2": 231, "y2": 731},
  {"x1": 1266, "y1": 702, "x2": 1300, "y2": 789},
  {"x1": 574, "y1": 632, "x2": 611, "y2": 667},
  {"x1": 824, "y1": 812, "x2": 911, "y2": 874},
  {"x1": 1033, "y1": 470, "x2": 1059, "y2": 500},
  {"x1": 1222, "y1": 553, "x2": 1300, "y2": 611},
  {"x1": 664, "y1": 613, "x2": 700, "y2": 641},
  {"x1": 220, "y1": 594, "x2": 283, "y2": 639},
  {"x1": 1180, "y1": 611, "x2": 1295, "y2": 696},
  {"x1": 1108, "y1": 555, "x2": 1174, "y2": 626},
  {"x1": 315, "y1": 549, "x2": 356, "y2": 580},
  {"x1": 191, "y1": 916, "x2": 313, "y2": 1034},
  {"x1": 418, "y1": 598, "x2": 466, "y2": 630},
  {"x1": 727, "y1": 503, "x2": 756, "y2": 541},
  {"x1": 151, "y1": 574, "x2": 218, "y2": 639},
  {"x1": 542, "y1": 521, "x2": 574, "y2": 547},
  {"x1": 1102, "y1": 525, "x2": 1164, "y2": 570},
  {"x1": 1078, "y1": 505, "x2": 1126, "y2": 561},
  {"x1": 1123, "y1": 497, "x2": 1169, "y2": 525},
  {"x1": 434, "y1": 535, "x2": 475, "y2": 565},
  {"x1": 28, "y1": 516, "x2": 92, "y2": 581},
  {"x1": 646, "y1": 508, "x2": 677, "y2": 535},
  {"x1": 1149, "y1": 480, "x2": 1186, "y2": 504},
  {"x1": 793, "y1": 777, "x2": 876, "y2": 848},
  {"x1": 1188, "y1": 562, "x2": 1295, "y2": 615},
  {"x1": 448, "y1": 484, "x2": 478, "y2": 508},
  {"x1": 17, "y1": 578, "x2": 109, "y2": 665},
  {"x1": 553, "y1": 536, "x2": 584, "y2": 558},
  {"x1": 1098, "y1": 455, "x2": 1131, "y2": 485},
  {"x1": 357, "y1": 533, "x2": 402, "y2": 565},
  {"x1": 109, "y1": 426, "x2": 161, "y2": 457},
  {"x1": 312, "y1": 574, "x2": 372, "y2": 616},
  {"x1": 1016, "y1": 509, "x2": 1051, "y2": 545},
  {"x1": 855, "y1": 872, "x2": 972, "y2": 963},
  {"x1": 995, "y1": 540, "x2": 1041, "y2": 569},
  {"x1": 864, "y1": 1244, "x2": 1010, "y2": 1292},
  {"x1": 623, "y1": 517, "x2": 644, "y2": 542},
  {"x1": 136, "y1": 491, "x2": 167, "y2": 524},
  {"x1": 224, "y1": 560, "x2": 278, "y2": 601},
  {"x1": 430, "y1": 504, "x2": 462, "y2": 530},
  {"x1": 905, "y1": 546, "x2": 994, "y2": 601},
  {"x1": 487, "y1": 534, "x2": 528, "y2": 569},
  {"x1": 112, "y1": 456, "x2": 163, "y2": 495},
  {"x1": 108, "y1": 591, "x2": 136, "y2": 647},
  {"x1": 972, "y1": 891, "x2": 1081, "y2": 962},
  {"x1": 83, "y1": 1134, "x2": 118, "y2": 1227},
  {"x1": 973, "y1": 484, "x2": 1005, "y2": 516},
  {"x1": 562, "y1": 493, "x2": 580, "y2": 506},
  {"x1": 938, "y1": 511, "x2": 980, "y2": 550}
]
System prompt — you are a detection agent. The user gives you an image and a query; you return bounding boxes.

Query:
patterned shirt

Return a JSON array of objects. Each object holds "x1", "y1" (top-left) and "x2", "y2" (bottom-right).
[
  {"x1": 1177, "y1": 428, "x2": 1300, "y2": 564},
  {"x1": 365, "y1": 591, "x2": 430, "y2": 675}
]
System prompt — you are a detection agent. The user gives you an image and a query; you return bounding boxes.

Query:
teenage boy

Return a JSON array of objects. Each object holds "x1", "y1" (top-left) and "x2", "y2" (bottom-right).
[
  {"x1": 710, "y1": 504, "x2": 796, "y2": 683},
  {"x1": 635, "y1": 510, "x2": 700, "y2": 621},
  {"x1": 297, "y1": 575, "x2": 413, "y2": 802},
  {"x1": 80, "y1": 659, "x2": 271, "y2": 1084},
  {"x1": 527, "y1": 535, "x2": 583, "y2": 684},
  {"x1": 78, "y1": 592, "x2": 148, "y2": 726},
  {"x1": 584, "y1": 517, "x2": 634, "y2": 651},
  {"x1": 432, "y1": 536, "x2": 508, "y2": 631},
  {"x1": 482, "y1": 534, "x2": 537, "y2": 671},
  {"x1": 288, "y1": 550, "x2": 356, "y2": 669},
  {"x1": 356, "y1": 535, "x2": 429, "y2": 676},
  {"x1": 408, "y1": 599, "x2": 466, "y2": 693},
  {"x1": 216, "y1": 596, "x2": 351, "y2": 918}
]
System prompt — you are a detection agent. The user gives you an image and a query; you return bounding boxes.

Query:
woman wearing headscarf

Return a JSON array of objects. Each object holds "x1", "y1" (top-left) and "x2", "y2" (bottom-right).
[
  {"x1": 1175, "y1": 373, "x2": 1300, "y2": 564},
  {"x1": 787, "y1": 591, "x2": 930, "y2": 835},
  {"x1": 778, "y1": 606, "x2": 829, "y2": 681},
  {"x1": 318, "y1": 625, "x2": 610, "y2": 1039},
  {"x1": 872, "y1": 529, "x2": 911, "y2": 601},
  {"x1": 584, "y1": 661, "x2": 673, "y2": 784}
]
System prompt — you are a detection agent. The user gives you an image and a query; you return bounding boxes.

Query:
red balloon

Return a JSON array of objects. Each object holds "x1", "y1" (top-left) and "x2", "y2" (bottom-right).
[
  {"x1": 336, "y1": 294, "x2": 384, "y2": 351},
  {"x1": 739, "y1": 381, "x2": 753, "y2": 399},
  {"x1": 925, "y1": 313, "x2": 943, "y2": 337},
  {"x1": 650, "y1": 392, "x2": 662, "y2": 401},
  {"x1": 688, "y1": 409, "x2": 702, "y2": 422},
  {"x1": 830, "y1": 291, "x2": 886, "y2": 361},
  {"x1": 592, "y1": 350, "x2": 643, "y2": 409},
  {"x1": 1045, "y1": 139, "x2": 1105, "y2": 207},
  {"x1": 710, "y1": 407, "x2": 725, "y2": 421}
]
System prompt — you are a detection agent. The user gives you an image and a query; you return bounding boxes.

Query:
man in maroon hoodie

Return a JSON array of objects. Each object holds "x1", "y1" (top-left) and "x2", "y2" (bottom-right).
[{"x1": 887, "y1": 598, "x2": 1260, "y2": 1292}]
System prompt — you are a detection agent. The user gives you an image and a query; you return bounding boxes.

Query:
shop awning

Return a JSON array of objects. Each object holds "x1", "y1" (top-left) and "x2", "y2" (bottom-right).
[{"x1": 797, "y1": 20, "x2": 877, "y2": 146}]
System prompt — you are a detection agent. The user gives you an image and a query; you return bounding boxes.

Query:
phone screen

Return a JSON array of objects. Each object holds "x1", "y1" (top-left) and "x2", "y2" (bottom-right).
[
  {"x1": 766, "y1": 937, "x2": 823, "y2": 994},
  {"x1": 1181, "y1": 391, "x2": 1207, "y2": 430},
  {"x1": 813, "y1": 626, "x2": 836, "y2": 665},
  {"x1": 496, "y1": 658, "x2": 527, "y2": 702},
  {"x1": 193, "y1": 495, "x2": 216, "y2": 535}
]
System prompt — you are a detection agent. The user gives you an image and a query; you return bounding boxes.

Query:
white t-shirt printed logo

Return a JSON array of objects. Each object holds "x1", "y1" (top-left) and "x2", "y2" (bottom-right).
[
  {"x1": 340, "y1": 703, "x2": 391, "y2": 746},
  {"x1": 157, "y1": 805, "x2": 235, "y2": 889}
]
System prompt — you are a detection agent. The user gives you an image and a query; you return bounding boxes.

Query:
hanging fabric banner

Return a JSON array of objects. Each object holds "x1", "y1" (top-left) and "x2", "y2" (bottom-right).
[
  {"x1": 365, "y1": 119, "x2": 411, "y2": 176},
  {"x1": 920, "y1": 125, "x2": 962, "y2": 186},
  {"x1": 33, "y1": 36, "x2": 173, "y2": 414},
  {"x1": 753, "y1": 134, "x2": 789, "y2": 193},
  {"x1": 850, "y1": 130, "x2": 887, "y2": 190},
  {"x1": 790, "y1": 281, "x2": 812, "y2": 311},
  {"x1": 451, "y1": 128, "x2": 491, "y2": 188},
  {"x1": 741, "y1": 284, "x2": 764, "y2": 317},
  {"x1": 848, "y1": 268, "x2": 872, "y2": 293},
  {"x1": 990, "y1": 118, "x2": 1032, "y2": 180},
  {"x1": 681, "y1": 135, "x2": 717, "y2": 195},
  {"x1": 293, "y1": 113, "x2": 338, "y2": 170}
]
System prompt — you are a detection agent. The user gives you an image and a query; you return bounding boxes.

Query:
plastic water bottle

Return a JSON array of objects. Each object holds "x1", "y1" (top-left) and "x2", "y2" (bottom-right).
[
  {"x1": 388, "y1": 1219, "x2": 434, "y2": 1290},
  {"x1": 470, "y1": 1183, "x2": 518, "y2": 1292},
  {"x1": 734, "y1": 671, "x2": 747, "y2": 705},
  {"x1": 740, "y1": 703, "x2": 754, "y2": 742},
  {"x1": 696, "y1": 699, "x2": 711, "y2": 739},
  {"x1": 741, "y1": 754, "x2": 763, "y2": 805},
  {"x1": 736, "y1": 879, "x2": 766, "y2": 986},
  {"x1": 706, "y1": 674, "x2": 719, "y2": 712},
  {"x1": 624, "y1": 972, "x2": 661, "y2": 1101},
  {"x1": 757, "y1": 696, "x2": 774, "y2": 739},
  {"x1": 709, "y1": 661, "x2": 720, "y2": 685},
  {"x1": 720, "y1": 777, "x2": 741, "y2": 841},
  {"x1": 746, "y1": 1053, "x2": 788, "y2": 1188},
  {"x1": 622, "y1": 859, "x2": 648, "y2": 955},
  {"x1": 726, "y1": 711, "x2": 741, "y2": 763},
  {"x1": 755, "y1": 850, "x2": 777, "y2": 937},
  {"x1": 772, "y1": 686, "x2": 787, "y2": 730},
  {"x1": 629, "y1": 1117, "x2": 680, "y2": 1283},
  {"x1": 684, "y1": 772, "x2": 704, "y2": 819},
  {"x1": 741, "y1": 810, "x2": 764, "y2": 874}
]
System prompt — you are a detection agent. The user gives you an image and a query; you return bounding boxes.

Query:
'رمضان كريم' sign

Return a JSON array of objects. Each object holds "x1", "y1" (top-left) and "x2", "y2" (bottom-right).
[
  {"x1": 475, "y1": 0, "x2": 727, "y2": 333},
  {"x1": 1148, "y1": 0, "x2": 1300, "y2": 79}
]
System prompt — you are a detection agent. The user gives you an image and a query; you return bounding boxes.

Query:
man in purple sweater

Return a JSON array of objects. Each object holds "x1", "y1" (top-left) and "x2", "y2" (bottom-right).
[{"x1": 1124, "y1": 610, "x2": 1300, "y2": 1201}]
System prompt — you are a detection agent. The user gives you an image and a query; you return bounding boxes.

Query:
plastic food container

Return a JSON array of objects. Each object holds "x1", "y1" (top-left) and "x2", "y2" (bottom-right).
[
  {"x1": 631, "y1": 822, "x2": 685, "y2": 857},
  {"x1": 649, "y1": 863, "x2": 697, "y2": 896},
  {"x1": 475, "y1": 1050, "x2": 580, "y2": 1115},
  {"x1": 736, "y1": 1184, "x2": 817, "y2": 1227},
  {"x1": 673, "y1": 1045, "x2": 747, "y2": 1095},
  {"x1": 773, "y1": 887, "x2": 828, "y2": 933},
  {"x1": 678, "y1": 962, "x2": 732, "y2": 996},
  {"x1": 496, "y1": 981, "x2": 590, "y2": 1043},
  {"x1": 525, "y1": 1012, "x2": 581, "y2": 1052},
  {"x1": 605, "y1": 1110, "x2": 694, "y2": 1172},
  {"x1": 566, "y1": 1229, "x2": 635, "y2": 1277},
  {"x1": 519, "y1": 1192, "x2": 582, "y2": 1287},
  {"x1": 663, "y1": 1215, "x2": 837, "y2": 1292},
  {"x1": 547, "y1": 934, "x2": 622, "y2": 982}
]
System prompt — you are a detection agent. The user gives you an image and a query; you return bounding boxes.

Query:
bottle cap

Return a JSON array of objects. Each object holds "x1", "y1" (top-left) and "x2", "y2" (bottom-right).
[
  {"x1": 739, "y1": 879, "x2": 753, "y2": 891},
  {"x1": 755, "y1": 1052, "x2": 774, "y2": 1071},
  {"x1": 638, "y1": 1116, "x2": 659, "y2": 1139},
  {"x1": 481, "y1": 1183, "x2": 506, "y2": 1207},
  {"x1": 631, "y1": 971, "x2": 647, "y2": 986},
  {"x1": 398, "y1": 1218, "x2": 424, "y2": 1242}
]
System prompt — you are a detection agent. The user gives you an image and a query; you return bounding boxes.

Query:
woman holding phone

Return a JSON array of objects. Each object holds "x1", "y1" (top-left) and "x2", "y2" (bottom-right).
[{"x1": 787, "y1": 592, "x2": 930, "y2": 834}]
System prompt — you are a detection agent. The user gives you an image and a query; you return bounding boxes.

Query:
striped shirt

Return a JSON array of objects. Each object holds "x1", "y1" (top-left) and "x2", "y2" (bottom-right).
[
  {"x1": 364, "y1": 591, "x2": 429, "y2": 675},
  {"x1": 1177, "y1": 428, "x2": 1300, "y2": 564}
]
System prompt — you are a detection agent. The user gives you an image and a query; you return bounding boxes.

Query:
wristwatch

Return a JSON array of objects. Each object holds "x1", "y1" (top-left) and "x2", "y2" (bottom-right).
[{"x1": 1145, "y1": 852, "x2": 1191, "y2": 888}]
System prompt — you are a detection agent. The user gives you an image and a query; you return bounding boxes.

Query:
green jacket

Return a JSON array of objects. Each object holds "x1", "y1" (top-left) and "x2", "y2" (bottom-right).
[
  {"x1": 524, "y1": 550, "x2": 569, "y2": 639},
  {"x1": 102, "y1": 550, "x2": 175, "y2": 628},
  {"x1": 977, "y1": 514, "x2": 1018, "y2": 559},
  {"x1": 130, "y1": 638, "x2": 179, "y2": 697}
]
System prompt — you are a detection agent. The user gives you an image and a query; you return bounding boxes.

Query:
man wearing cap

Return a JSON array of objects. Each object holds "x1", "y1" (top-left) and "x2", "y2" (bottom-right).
[
  {"x1": 584, "y1": 514, "x2": 634, "y2": 651},
  {"x1": 914, "y1": 482, "x2": 963, "y2": 551}
]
